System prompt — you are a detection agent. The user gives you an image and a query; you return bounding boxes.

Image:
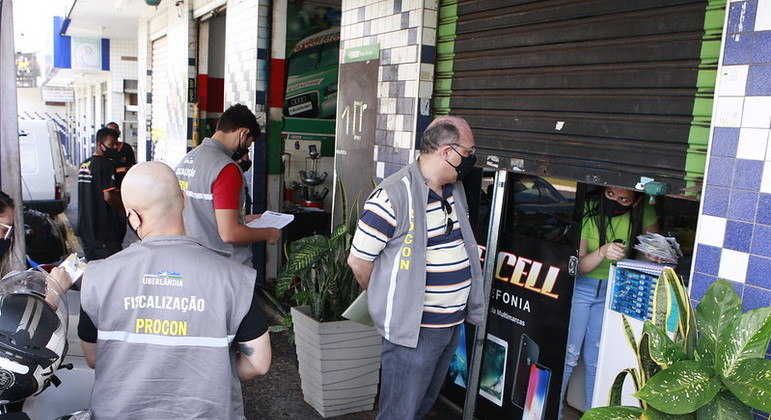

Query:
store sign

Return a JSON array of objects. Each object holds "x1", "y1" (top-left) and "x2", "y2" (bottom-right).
[
  {"x1": 41, "y1": 86, "x2": 74, "y2": 103},
  {"x1": 71, "y1": 37, "x2": 102, "y2": 71},
  {"x1": 475, "y1": 236, "x2": 576, "y2": 419}
]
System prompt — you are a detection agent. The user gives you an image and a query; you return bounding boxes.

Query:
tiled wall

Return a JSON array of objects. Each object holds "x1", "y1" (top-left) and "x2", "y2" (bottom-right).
[
  {"x1": 223, "y1": 0, "x2": 269, "y2": 121},
  {"x1": 108, "y1": 39, "x2": 138, "y2": 126},
  {"x1": 339, "y1": 0, "x2": 439, "y2": 179},
  {"x1": 693, "y1": 0, "x2": 771, "y2": 308},
  {"x1": 137, "y1": 1, "x2": 196, "y2": 167},
  {"x1": 692, "y1": 6, "x2": 771, "y2": 416}
]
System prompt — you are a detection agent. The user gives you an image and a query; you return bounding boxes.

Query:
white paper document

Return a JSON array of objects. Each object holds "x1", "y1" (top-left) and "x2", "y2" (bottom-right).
[{"x1": 246, "y1": 211, "x2": 295, "y2": 229}]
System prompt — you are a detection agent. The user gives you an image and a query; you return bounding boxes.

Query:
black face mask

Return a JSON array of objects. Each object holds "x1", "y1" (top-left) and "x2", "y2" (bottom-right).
[
  {"x1": 237, "y1": 160, "x2": 252, "y2": 173},
  {"x1": 99, "y1": 143, "x2": 118, "y2": 160},
  {"x1": 232, "y1": 147, "x2": 248, "y2": 161},
  {"x1": 127, "y1": 210, "x2": 143, "y2": 239},
  {"x1": 0, "y1": 239, "x2": 11, "y2": 261},
  {"x1": 601, "y1": 195, "x2": 634, "y2": 218},
  {"x1": 447, "y1": 147, "x2": 477, "y2": 181}
]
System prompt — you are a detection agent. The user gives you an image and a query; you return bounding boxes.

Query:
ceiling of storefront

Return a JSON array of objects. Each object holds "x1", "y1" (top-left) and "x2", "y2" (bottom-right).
[{"x1": 64, "y1": 0, "x2": 152, "y2": 39}]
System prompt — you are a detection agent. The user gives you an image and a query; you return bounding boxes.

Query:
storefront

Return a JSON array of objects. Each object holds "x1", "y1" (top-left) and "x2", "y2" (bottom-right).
[{"x1": 432, "y1": 0, "x2": 723, "y2": 417}]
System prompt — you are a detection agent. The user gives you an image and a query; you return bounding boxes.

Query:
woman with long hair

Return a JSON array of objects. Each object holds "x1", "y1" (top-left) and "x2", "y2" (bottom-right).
[{"x1": 563, "y1": 186, "x2": 659, "y2": 411}]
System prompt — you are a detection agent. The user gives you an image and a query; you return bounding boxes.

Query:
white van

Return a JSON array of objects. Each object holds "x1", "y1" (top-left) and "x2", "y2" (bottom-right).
[{"x1": 18, "y1": 119, "x2": 69, "y2": 215}]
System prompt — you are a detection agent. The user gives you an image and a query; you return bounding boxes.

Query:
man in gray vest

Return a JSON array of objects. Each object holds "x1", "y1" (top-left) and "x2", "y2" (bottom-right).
[
  {"x1": 176, "y1": 104, "x2": 280, "y2": 266},
  {"x1": 78, "y1": 162, "x2": 271, "y2": 419},
  {"x1": 347, "y1": 116, "x2": 486, "y2": 419}
]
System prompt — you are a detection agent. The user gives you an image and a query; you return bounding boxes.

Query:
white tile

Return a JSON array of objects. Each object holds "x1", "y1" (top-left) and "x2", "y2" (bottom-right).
[
  {"x1": 423, "y1": 10, "x2": 438, "y2": 29},
  {"x1": 719, "y1": 249, "x2": 750, "y2": 283},
  {"x1": 737, "y1": 128, "x2": 769, "y2": 160},
  {"x1": 718, "y1": 65, "x2": 749, "y2": 97},
  {"x1": 757, "y1": 0, "x2": 771, "y2": 30},
  {"x1": 742, "y1": 97, "x2": 771, "y2": 128},
  {"x1": 376, "y1": 161, "x2": 385, "y2": 178},
  {"x1": 409, "y1": 10, "x2": 422, "y2": 27},
  {"x1": 714, "y1": 96, "x2": 744, "y2": 127},
  {"x1": 696, "y1": 215, "x2": 727, "y2": 248},
  {"x1": 422, "y1": 27, "x2": 436, "y2": 46},
  {"x1": 405, "y1": 80, "x2": 419, "y2": 98},
  {"x1": 397, "y1": 63, "x2": 419, "y2": 80},
  {"x1": 761, "y1": 161, "x2": 771, "y2": 193},
  {"x1": 386, "y1": 114, "x2": 396, "y2": 130},
  {"x1": 419, "y1": 63, "x2": 435, "y2": 81}
]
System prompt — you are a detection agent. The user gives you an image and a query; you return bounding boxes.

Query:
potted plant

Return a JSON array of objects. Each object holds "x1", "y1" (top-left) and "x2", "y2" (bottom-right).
[
  {"x1": 583, "y1": 268, "x2": 771, "y2": 419},
  {"x1": 275, "y1": 181, "x2": 381, "y2": 418}
]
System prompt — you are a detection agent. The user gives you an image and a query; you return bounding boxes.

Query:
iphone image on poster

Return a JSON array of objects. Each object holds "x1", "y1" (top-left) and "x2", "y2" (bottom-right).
[
  {"x1": 523, "y1": 363, "x2": 551, "y2": 420},
  {"x1": 478, "y1": 333, "x2": 508, "y2": 407},
  {"x1": 511, "y1": 333, "x2": 540, "y2": 408}
]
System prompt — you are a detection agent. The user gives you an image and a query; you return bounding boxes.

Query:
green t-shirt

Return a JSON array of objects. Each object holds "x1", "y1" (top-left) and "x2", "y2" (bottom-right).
[{"x1": 581, "y1": 201, "x2": 658, "y2": 280}]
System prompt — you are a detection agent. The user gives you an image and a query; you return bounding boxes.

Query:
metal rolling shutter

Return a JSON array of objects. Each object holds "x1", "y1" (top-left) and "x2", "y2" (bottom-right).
[
  {"x1": 435, "y1": 0, "x2": 724, "y2": 199},
  {"x1": 151, "y1": 36, "x2": 169, "y2": 163}
]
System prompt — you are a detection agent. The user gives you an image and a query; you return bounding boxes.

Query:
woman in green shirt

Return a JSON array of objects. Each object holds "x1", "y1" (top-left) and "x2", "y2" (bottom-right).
[{"x1": 562, "y1": 187, "x2": 659, "y2": 411}]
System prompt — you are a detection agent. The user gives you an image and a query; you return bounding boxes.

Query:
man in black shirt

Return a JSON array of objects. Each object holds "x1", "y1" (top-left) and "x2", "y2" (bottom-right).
[
  {"x1": 103, "y1": 122, "x2": 136, "y2": 189},
  {"x1": 76, "y1": 128, "x2": 125, "y2": 261}
]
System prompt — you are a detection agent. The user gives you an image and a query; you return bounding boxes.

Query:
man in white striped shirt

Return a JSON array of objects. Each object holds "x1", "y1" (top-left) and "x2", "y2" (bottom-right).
[{"x1": 348, "y1": 117, "x2": 484, "y2": 419}]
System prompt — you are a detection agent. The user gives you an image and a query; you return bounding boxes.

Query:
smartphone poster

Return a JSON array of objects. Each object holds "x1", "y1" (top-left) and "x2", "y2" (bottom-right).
[
  {"x1": 475, "y1": 228, "x2": 577, "y2": 419},
  {"x1": 478, "y1": 334, "x2": 508, "y2": 406}
]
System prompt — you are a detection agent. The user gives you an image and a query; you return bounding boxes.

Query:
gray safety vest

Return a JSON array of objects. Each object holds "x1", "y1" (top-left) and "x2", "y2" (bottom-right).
[
  {"x1": 80, "y1": 236, "x2": 256, "y2": 419},
  {"x1": 176, "y1": 138, "x2": 251, "y2": 265},
  {"x1": 363, "y1": 161, "x2": 486, "y2": 348}
]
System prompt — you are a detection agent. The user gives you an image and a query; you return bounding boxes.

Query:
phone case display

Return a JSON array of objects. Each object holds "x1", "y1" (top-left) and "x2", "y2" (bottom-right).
[
  {"x1": 609, "y1": 267, "x2": 658, "y2": 322},
  {"x1": 592, "y1": 259, "x2": 681, "y2": 409}
]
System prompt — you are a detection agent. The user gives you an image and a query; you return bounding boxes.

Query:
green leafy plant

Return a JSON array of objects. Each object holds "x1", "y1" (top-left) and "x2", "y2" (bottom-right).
[
  {"x1": 583, "y1": 268, "x2": 771, "y2": 420},
  {"x1": 271, "y1": 179, "x2": 362, "y2": 331}
]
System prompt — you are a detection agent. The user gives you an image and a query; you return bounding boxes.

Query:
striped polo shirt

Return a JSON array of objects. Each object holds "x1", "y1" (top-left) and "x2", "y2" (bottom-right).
[{"x1": 351, "y1": 185, "x2": 472, "y2": 328}]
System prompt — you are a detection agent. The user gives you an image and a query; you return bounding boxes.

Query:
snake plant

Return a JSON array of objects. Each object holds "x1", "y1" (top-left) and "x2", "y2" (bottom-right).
[{"x1": 583, "y1": 268, "x2": 771, "y2": 419}]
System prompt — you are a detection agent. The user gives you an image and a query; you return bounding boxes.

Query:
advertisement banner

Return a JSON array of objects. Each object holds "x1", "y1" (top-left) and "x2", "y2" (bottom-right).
[{"x1": 475, "y1": 234, "x2": 576, "y2": 419}]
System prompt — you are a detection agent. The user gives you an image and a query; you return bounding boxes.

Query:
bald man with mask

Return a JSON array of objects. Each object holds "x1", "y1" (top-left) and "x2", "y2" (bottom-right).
[{"x1": 78, "y1": 162, "x2": 271, "y2": 419}]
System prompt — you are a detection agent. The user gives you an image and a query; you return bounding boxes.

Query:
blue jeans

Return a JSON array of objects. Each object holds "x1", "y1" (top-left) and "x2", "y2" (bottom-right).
[
  {"x1": 377, "y1": 325, "x2": 461, "y2": 420},
  {"x1": 562, "y1": 275, "x2": 608, "y2": 412}
]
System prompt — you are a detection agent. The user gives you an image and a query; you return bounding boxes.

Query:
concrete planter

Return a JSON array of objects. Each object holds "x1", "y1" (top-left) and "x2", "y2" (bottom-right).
[{"x1": 291, "y1": 306, "x2": 382, "y2": 418}]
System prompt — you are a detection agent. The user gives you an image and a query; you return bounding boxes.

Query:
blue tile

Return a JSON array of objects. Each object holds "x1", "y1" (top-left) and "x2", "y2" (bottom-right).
[
  {"x1": 751, "y1": 224, "x2": 771, "y2": 257},
  {"x1": 728, "y1": 189, "x2": 759, "y2": 222},
  {"x1": 421, "y1": 44, "x2": 437, "y2": 64},
  {"x1": 751, "y1": 31, "x2": 771, "y2": 64},
  {"x1": 690, "y1": 273, "x2": 717, "y2": 301},
  {"x1": 747, "y1": 64, "x2": 771, "y2": 95},
  {"x1": 703, "y1": 186, "x2": 730, "y2": 217},
  {"x1": 728, "y1": 1, "x2": 757, "y2": 34},
  {"x1": 747, "y1": 255, "x2": 771, "y2": 289},
  {"x1": 695, "y1": 244, "x2": 722, "y2": 275},
  {"x1": 733, "y1": 159, "x2": 763, "y2": 191},
  {"x1": 757, "y1": 193, "x2": 771, "y2": 225},
  {"x1": 711, "y1": 127, "x2": 740, "y2": 157},
  {"x1": 724, "y1": 32, "x2": 754, "y2": 65},
  {"x1": 742, "y1": 285, "x2": 771, "y2": 312},
  {"x1": 706, "y1": 157, "x2": 735, "y2": 187},
  {"x1": 725, "y1": 220, "x2": 754, "y2": 252}
]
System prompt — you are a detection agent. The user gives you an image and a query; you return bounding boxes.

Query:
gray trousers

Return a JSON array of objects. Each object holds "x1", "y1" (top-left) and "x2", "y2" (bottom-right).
[{"x1": 376, "y1": 324, "x2": 461, "y2": 420}]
